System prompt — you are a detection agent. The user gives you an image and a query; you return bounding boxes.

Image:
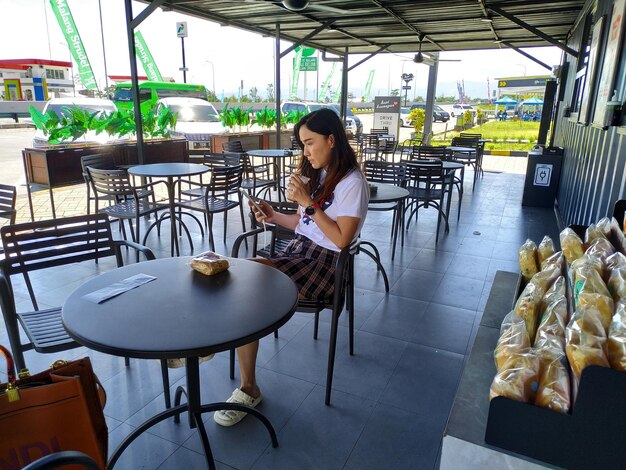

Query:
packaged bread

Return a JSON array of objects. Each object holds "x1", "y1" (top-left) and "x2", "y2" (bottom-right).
[
  {"x1": 606, "y1": 252, "x2": 626, "y2": 271},
  {"x1": 529, "y1": 266, "x2": 560, "y2": 295},
  {"x1": 595, "y1": 217, "x2": 613, "y2": 238},
  {"x1": 584, "y1": 223, "x2": 606, "y2": 244},
  {"x1": 537, "y1": 236, "x2": 556, "y2": 266},
  {"x1": 535, "y1": 352, "x2": 571, "y2": 414},
  {"x1": 189, "y1": 251, "x2": 230, "y2": 276},
  {"x1": 572, "y1": 264, "x2": 613, "y2": 331},
  {"x1": 519, "y1": 239, "x2": 539, "y2": 281},
  {"x1": 576, "y1": 293, "x2": 614, "y2": 332},
  {"x1": 494, "y1": 312, "x2": 531, "y2": 371},
  {"x1": 535, "y1": 297, "x2": 568, "y2": 352},
  {"x1": 585, "y1": 237, "x2": 616, "y2": 263},
  {"x1": 542, "y1": 276, "x2": 567, "y2": 311},
  {"x1": 560, "y1": 227, "x2": 585, "y2": 264},
  {"x1": 570, "y1": 254, "x2": 605, "y2": 279},
  {"x1": 489, "y1": 351, "x2": 540, "y2": 403},
  {"x1": 608, "y1": 301, "x2": 626, "y2": 371},
  {"x1": 514, "y1": 282, "x2": 542, "y2": 344},
  {"x1": 607, "y1": 267, "x2": 626, "y2": 303},
  {"x1": 566, "y1": 304, "x2": 610, "y2": 380},
  {"x1": 609, "y1": 217, "x2": 626, "y2": 250},
  {"x1": 541, "y1": 251, "x2": 565, "y2": 272}
]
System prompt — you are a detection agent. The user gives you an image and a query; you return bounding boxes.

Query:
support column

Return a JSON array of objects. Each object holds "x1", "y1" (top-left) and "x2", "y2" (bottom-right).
[
  {"x1": 275, "y1": 23, "x2": 281, "y2": 149},
  {"x1": 423, "y1": 53, "x2": 439, "y2": 142}
]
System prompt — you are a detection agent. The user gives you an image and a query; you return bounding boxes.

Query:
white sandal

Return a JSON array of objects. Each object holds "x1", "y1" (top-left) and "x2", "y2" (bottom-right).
[{"x1": 213, "y1": 388, "x2": 263, "y2": 427}]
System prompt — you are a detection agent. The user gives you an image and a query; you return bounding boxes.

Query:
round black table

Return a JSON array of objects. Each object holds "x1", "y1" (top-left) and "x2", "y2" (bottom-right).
[
  {"x1": 247, "y1": 149, "x2": 301, "y2": 201},
  {"x1": 62, "y1": 257, "x2": 298, "y2": 469},
  {"x1": 129, "y1": 163, "x2": 209, "y2": 256}
]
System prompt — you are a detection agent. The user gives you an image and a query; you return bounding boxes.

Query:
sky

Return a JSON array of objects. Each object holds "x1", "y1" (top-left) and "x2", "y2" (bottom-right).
[{"x1": 3, "y1": 0, "x2": 564, "y2": 101}]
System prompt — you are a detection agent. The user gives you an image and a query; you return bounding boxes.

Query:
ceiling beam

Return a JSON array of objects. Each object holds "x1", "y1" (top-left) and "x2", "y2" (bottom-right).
[
  {"x1": 279, "y1": 20, "x2": 335, "y2": 58},
  {"x1": 500, "y1": 41, "x2": 552, "y2": 70},
  {"x1": 347, "y1": 45, "x2": 390, "y2": 71},
  {"x1": 368, "y1": 0, "x2": 443, "y2": 49},
  {"x1": 488, "y1": 4, "x2": 578, "y2": 57}
]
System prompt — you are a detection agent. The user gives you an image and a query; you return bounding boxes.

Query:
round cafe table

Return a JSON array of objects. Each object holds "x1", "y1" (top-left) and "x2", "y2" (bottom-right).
[
  {"x1": 62, "y1": 256, "x2": 298, "y2": 469},
  {"x1": 247, "y1": 149, "x2": 301, "y2": 201}
]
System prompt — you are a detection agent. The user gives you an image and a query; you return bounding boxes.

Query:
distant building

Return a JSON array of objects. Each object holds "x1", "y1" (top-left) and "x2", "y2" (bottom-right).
[{"x1": 0, "y1": 59, "x2": 73, "y2": 101}]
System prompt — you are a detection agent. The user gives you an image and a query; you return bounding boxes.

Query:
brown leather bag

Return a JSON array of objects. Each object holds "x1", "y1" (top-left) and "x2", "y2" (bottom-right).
[{"x1": 0, "y1": 346, "x2": 108, "y2": 469}]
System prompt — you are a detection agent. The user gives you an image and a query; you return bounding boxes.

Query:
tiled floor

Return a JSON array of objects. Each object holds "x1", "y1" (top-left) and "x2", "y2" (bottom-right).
[{"x1": 0, "y1": 168, "x2": 560, "y2": 469}]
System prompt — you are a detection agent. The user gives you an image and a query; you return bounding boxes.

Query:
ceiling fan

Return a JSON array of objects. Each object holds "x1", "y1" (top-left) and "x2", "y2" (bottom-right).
[
  {"x1": 413, "y1": 35, "x2": 461, "y2": 66},
  {"x1": 222, "y1": 0, "x2": 349, "y2": 15}
]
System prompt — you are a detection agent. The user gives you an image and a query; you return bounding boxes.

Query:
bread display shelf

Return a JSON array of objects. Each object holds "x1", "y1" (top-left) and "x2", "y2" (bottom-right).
[{"x1": 486, "y1": 224, "x2": 626, "y2": 469}]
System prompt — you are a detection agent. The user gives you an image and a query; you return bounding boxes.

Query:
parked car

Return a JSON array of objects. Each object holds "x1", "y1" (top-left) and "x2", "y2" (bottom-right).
[
  {"x1": 400, "y1": 107, "x2": 413, "y2": 127},
  {"x1": 410, "y1": 103, "x2": 450, "y2": 122},
  {"x1": 450, "y1": 104, "x2": 477, "y2": 118},
  {"x1": 280, "y1": 101, "x2": 362, "y2": 136},
  {"x1": 157, "y1": 97, "x2": 226, "y2": 150},
  {"x1": 32, "y1": 97, "x2": 119, "y2": 147}
]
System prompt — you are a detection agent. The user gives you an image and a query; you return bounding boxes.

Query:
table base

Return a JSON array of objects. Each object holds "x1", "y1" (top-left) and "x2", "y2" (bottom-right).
[{"x1": 143, "y1": 211, "x2": 205, "y2": 257}]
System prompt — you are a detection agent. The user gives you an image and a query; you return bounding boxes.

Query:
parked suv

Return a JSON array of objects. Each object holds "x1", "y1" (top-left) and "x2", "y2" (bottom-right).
[
  {"x1": 410, "y1": 103, "x2": 450, "y2": 122},
  {"x1": 157, "y1": 97, "x2": 225, "y2": 150},
  {"x1": 280, "y1": 101, "x2": 362, "y2": 136},
  {"x1": 450, "y1": 104, "x2": 477, "y2": 118}
]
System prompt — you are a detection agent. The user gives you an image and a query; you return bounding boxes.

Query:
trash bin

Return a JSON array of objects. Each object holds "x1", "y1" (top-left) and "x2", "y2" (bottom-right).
[{"x1": 521, "y1": 146, "x2": 564, "y2": 207}]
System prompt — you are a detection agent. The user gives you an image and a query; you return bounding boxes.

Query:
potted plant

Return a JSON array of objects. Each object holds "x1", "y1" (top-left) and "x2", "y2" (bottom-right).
[
  {"x1": 463, "y1": 110, "x2": 475, "y2": 129},
  {"x1": 408, "y1": 107, "x2": 425, "y2": 141},
  {"x1": 254, "y1": 106, "x2": 277, "y2": 129}
]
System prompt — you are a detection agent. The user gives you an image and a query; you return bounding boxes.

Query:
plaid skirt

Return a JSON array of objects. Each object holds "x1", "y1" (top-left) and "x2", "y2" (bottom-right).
[{"x1": 270, "y1": 235, "x2": 340, "y2": 302}]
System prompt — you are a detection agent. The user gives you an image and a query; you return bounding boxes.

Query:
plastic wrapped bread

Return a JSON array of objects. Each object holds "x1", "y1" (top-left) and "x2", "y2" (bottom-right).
[
  {"x1": 541, "y1": 251, "x2": 565, "y2": 272},
  {"x1": 565, "y1": 304, "x2": 610, "y2": 380},
  {"x1": 535, "y1": 297, "x2": 568, "y2": 351},
  {"x1": 606, "y1": 252, "x2": 626, "y2": 271},
  {"x1": 571, "y1": 254, "x2": 605, "y2": 280},
  {"x1": 519, "y1": 239, "x2": 539, "y2": 281},
  {"x1": 572, "y1": 264, "x2": 614, "y2": 332},
  {"x1": 489, "y1": 351, "x2": 540, "y2": 403},
  {"x1": 514, "y1": 282, "x2": 542, "y2": 344},
  {"x1": 608, "y1": 267, "x2": 626, "y2": 303},
  {"x1": 560, "y1": 227, "x2": 585, "y2": 264},
  {"x1": 529, "y1": 266, "x2": 561, "y2": 296},
  {"x1": 535, "y1": 352, "x2": 571, "y2": 414},
  {"x1": 494, "y1": 312, "x2": 531, "y2": 371},
  {"x1": 585, "y1": 237, "x2": 616, "y2": 264},
  {"x1": 584, "y1": 223, "x2": 606, "y2": 244},
  {"x1": 542, "y1": 276, "x2": 567, "y2": 311},
  {"x1": 537, "y1": 236, "x2": 556, "y2": 266},
  {"x1": 608, "y1": 302, "x2": 626, "y2": 371},
  {"x1": 189, "y1": 251, "x2": 230, "y2": 276}
]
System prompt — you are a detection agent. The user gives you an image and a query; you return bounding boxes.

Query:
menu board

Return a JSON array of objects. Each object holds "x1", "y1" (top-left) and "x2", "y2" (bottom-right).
[{"x1": 373, "y1": 96, "x2": 400, "y2": 139}]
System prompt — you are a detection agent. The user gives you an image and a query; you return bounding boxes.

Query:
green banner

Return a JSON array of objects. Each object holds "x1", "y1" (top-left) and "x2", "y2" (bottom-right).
[
  {"x1": 134, "y1": 31, "x2": 163, "y2": 81},
  {"x1": 332, "y1": 71, "x2": 343, "y2": 102},
  {"x1": 49, "y1": 0, "x2": 98, "y2": 90},
  {"x1": 364, "y1": 70, "x2": 375, "y2": 101},
  {"x1": 290, "y1": 48, "x2": 304, "y2": 99},
  {"x1": 292, "y1": 57, "x2": 317, "y2": 72},
  {"x1": 319, "y1": 62, "x2": 337, "y2": 101}
]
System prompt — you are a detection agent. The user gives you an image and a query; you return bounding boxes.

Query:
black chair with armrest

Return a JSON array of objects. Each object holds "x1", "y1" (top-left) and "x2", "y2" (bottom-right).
[
  {"x1": 450, "y1": 136, "x2": 482, "y2": 190},
  {"x1": 0, "y1": 184, "x2": 16, "y2": 227},
  {"x1": 0, "y1": 213, "x2": 174, "y2": 408},
  {"x1": 22, "y1": 451, "x2": 99, "y2": 470},
  {"x1": 230, "y1": 220, "x2": 357, "y2": 405}
]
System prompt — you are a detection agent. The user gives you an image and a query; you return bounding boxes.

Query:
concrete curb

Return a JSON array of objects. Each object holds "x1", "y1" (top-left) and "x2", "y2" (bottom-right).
[
  {"x1": 0, "y1": 123, "x2": 35, "y2": 129},
  {"x1": 484, "y1": 150, "x2": 528, "y2": 157}
]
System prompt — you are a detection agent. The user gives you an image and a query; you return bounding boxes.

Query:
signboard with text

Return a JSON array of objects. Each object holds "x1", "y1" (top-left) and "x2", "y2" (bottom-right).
[
  {"x1": 373, "y1": 96, "x2": 400, "y2": 139},
  {"x1": 292, "y1": 57, "x2": 318, "y2": 71}
]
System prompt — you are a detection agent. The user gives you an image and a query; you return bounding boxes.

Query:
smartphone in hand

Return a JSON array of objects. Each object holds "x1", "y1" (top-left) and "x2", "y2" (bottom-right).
[{"x1": 239, "y1": 188, "x2": 267, "y2": 218}]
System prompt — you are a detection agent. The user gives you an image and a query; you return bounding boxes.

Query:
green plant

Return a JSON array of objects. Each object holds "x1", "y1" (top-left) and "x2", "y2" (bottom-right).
[
  {"x1": 408, "y1": 108, "x2": 425, "y2": 133},
  {"x1": 254, "y1": 106, "x2": 277, "y2": 129},
  {"x1": 219, "y1": 104, "x2": 237, "y2": 129},
  {"x1": 283, "y1": 109, "x2": 306, "y2": 125},
  {"x1": 463, "y1": 110, "x2": 474, "y2": 127},
  {"x1": 231, "y1": 106, "x2": 253, "y2": 127},
  {"x1": 141, "y1": 105, "x2": 177, "y2": 139}
]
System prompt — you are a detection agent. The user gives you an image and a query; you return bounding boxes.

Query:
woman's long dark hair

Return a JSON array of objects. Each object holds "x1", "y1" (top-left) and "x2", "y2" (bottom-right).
[{"x1": 293, "y1": 108, "x2": 360, "y2": 204}]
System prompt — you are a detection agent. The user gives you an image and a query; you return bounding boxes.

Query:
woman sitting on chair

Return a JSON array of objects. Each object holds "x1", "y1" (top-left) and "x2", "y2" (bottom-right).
[{"x1": 214, "y1": 107, "x2": 370, "y2": 427}]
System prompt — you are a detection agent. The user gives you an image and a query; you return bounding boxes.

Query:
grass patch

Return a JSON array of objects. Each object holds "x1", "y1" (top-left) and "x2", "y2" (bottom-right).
[{"x1": 431, "y1": 119, "x2": 540, "y2": 151}]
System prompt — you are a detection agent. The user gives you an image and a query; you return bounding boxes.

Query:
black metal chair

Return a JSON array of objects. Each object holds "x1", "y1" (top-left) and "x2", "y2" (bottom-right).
[
  {"x1": 0, "y1": 214, "x2": 174, "y2": 408},
  {"x1": 87, "y1": 167, "x2": 166, "y2": 250},
  {"x1": 22, "y1": 451, "x2": 99, "y2": 470},
  {"x1": 403, "y1": 159, "x2": 450, "y2": 243},
  {"x1": 380, "y1": 136, "x2": 397, "y2": 162},
  {"x1": 450, "y1": 136, "x2": 482, "y2": 190},
  {"x1": 221, "y1": 142, "x2": 278, "y2": 199},
  {"x1": 369, "y1": 127, "x2": 389, "y2": 135},
  {"x1": 0, "y1": 184, "x2": 16, "y2": 227},
  {"x1": 230, "y1": 223, "x2": 357, "y2": 405},
  {"x1": 364, "y1": 160, "x2": 405, "y2": 261},
  {"x1": 360, "y1": 133, "x2": 382, "y2": 161},
  {"x1": 80, "y1": 153, "x2": 117, "y2": 215},
  {"x1": 175, "y1": 164, "x2": 246, "y2": 252}
]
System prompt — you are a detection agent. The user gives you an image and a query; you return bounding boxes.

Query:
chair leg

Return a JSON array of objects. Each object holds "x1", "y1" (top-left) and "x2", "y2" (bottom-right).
[
  {"x1": 124, "y1": 357, "x2": 130, "y2": 367},
  {"x1": 208, "y1": 213, "x2": 215, "y2": 252},
  {"x1": 314, "y1": 311, "x2": 320, "y2": 339},
  {"x1": 325, "y1": 309, "x2": 341, "y2": 406},
  {"x1": 223, "y1": 211, "x2": 228, "y2": 244},
  {"x1": 160, "y1": 359, "x2": 171, "y2": 409},
  {"x1": 229, "y1": 348, "x2": 235, "y2": 380},
  {"x1": 348, "y1": 257, "x2": 355, "y2": 356}
]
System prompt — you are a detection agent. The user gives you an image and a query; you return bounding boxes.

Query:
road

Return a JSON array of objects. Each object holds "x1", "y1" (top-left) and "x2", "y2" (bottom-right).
[{"x1": 0, "y1": 127, "x2": 35, "y2": 186}]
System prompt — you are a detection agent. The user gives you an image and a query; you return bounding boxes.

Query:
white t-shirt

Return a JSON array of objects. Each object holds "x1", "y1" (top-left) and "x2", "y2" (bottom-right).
[{"x1": 295, "y1": 169, "x2": 369, "y2": 252}]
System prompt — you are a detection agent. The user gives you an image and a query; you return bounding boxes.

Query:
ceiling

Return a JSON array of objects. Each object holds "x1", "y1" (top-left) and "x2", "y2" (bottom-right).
[{"x1": 138, "y1": 0, "x2": 586, "y2": 58}]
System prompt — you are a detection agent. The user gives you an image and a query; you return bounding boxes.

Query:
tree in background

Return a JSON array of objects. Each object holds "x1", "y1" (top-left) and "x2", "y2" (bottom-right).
[
  {"x1": 390, "y1": 89, "x2": 399, "y2": 96},
  {"x1": 266, "y1": 83, "x2": 275, "y2": 101}
]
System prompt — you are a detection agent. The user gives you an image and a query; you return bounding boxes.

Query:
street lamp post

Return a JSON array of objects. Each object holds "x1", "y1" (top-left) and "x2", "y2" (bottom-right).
[
  {"x1": 204, "y1": 60, "x2": 216, "y2": 99},
  {"x1": 401, "y1": 73, "x2": 414, "y2": 107}
]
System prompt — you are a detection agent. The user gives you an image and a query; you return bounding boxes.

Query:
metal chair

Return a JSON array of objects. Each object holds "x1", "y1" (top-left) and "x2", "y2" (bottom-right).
[
  {"x1": 361, "y1": 133, "x2": 382, "y2": 161},
  {"x1": 80, "y1": 153, "x2": 117, "y2": 215},
  {"x1": 364, "y1": 160, "x2": 405, "y2": 261},
  {"x1": 175, "y1": 164, "x2": 246, "y2": 252},
  {"x1": 369, "y1": 127, "x2": 389, "y2": 135},
  {"x1": 451, "y1": 136, "x2": 482, "y2": 190},
  {"x1": 230, "y1": 224, "x2": 358, "y2": 405},
  {"x1": 87, "y1": 167, "x2": 166, "y2": 249},
  {"x1": 380, "y1": 136, "x2": 397, "y2": 162},
  {"x1": 22, "y1": 451, "x2": 100, "y2": 470},
  {"x1": 0, "y1": 184, "x2": 16, "y2": 227},
  {"x1": 403, "y1": 159, "x2": 450, "y2": 243},
  {"x1": 0, "y1": 214, "x2": 174, "y2": 408}
]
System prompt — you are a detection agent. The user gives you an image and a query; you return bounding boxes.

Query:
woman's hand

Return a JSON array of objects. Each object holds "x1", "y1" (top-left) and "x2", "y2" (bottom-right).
[
  {"x1": 287, "y1": 175, "x2": 313, "y2": 207},
  {"x1": 249, "y1": 200, "x2": 274, "y2": 223}
]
